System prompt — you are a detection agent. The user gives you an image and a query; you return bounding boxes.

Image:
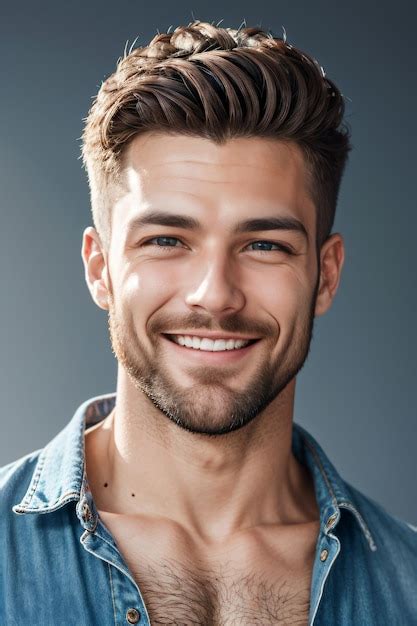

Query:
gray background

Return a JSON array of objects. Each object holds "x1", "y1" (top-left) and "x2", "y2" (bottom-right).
[{"x1": 1, "y1": 1, "x2": 416, "y2": 522}]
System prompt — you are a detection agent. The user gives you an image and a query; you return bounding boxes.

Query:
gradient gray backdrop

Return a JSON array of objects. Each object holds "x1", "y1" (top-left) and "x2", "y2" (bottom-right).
[{"x1": 1, "y1": 1, "x2": 416, "y2": 523}]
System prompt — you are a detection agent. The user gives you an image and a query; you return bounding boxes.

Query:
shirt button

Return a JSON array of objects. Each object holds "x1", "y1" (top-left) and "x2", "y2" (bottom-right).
[
  {"x1": 320, "y1": 548, "x2": 329, "y2": 562},
  {"x1": 325, "y1": 512, "x2": 338, "y2": 529},
  {"x1": 81, "y1": 502, "x2": 91, "y2": 521},
  {"x1": 126, "y1": 608, "x2": 141, "y2": 624}
]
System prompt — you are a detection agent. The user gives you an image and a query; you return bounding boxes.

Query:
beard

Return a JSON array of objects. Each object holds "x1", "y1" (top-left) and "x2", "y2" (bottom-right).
[{"x1": 106, "y1": 272, "x2": 320, "y2": 437}]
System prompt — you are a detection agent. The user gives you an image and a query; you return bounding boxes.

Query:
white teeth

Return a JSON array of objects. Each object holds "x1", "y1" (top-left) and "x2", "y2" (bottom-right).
[{"x1": 173, "y1": 335, "x2": 252, "y2": 351}]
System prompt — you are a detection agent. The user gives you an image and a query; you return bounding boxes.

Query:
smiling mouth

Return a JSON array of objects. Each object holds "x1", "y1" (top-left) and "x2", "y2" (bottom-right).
[{"x1": 162, "y1": 334, "x2": 260, "y2": 352}]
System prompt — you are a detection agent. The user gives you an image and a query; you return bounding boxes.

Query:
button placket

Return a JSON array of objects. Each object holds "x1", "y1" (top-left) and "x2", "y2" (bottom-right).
[{"x1": 320, "y1": 512, "x2": 339, "y2": 564}]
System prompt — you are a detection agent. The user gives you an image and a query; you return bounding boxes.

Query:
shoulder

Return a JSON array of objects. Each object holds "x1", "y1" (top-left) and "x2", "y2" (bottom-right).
[{"x1": 347, "y1": 480, "x2": 417, "y2": 538}]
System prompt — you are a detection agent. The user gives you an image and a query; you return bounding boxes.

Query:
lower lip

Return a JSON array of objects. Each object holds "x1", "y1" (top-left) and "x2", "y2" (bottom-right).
[{"x1": 161, "y1": 335, "x2": 260, "y2": 364}]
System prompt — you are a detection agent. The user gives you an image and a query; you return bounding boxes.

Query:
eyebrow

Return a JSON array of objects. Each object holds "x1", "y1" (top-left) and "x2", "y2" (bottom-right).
[{"x1": 126, "y1": 210, "x2": 309, "y2": 241}]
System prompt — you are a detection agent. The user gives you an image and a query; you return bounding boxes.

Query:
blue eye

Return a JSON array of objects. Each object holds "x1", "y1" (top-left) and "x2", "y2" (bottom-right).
[
  {"x1": 145, "y1": 236, "x2": 180, "y2": 248},
  {"x1": 248, "y1": 241, "x2": 292, "y2": 254},
  {"x1": 142, "y1": 237, "x2": 293, "y2": 255}
]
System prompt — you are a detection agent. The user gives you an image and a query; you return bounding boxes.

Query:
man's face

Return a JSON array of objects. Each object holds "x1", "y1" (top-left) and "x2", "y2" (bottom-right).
[{"x1": 102, "y1": 134, "x2": 321, "y2": 436}]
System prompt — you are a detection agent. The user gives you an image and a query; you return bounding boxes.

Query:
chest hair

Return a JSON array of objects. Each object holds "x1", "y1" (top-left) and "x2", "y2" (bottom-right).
[{"x1": 129, "y1": 556, "x2": 311, "y2": 626}]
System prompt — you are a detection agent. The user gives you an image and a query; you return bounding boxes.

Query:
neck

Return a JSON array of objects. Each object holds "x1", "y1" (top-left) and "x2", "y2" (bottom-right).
[{"x1": 85, "y1": 374, "x2": 319, "y2": 543}]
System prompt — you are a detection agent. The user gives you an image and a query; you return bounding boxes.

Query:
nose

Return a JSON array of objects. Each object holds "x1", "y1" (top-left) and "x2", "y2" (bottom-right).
[{"x1": 184, "y1": 252, "x2": 246, "y2": 316}]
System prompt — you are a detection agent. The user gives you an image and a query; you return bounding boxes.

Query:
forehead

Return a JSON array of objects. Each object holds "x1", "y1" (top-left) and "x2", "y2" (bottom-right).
[{"x1": 117, "y1": 133, "x2": 316, "y2": 236}]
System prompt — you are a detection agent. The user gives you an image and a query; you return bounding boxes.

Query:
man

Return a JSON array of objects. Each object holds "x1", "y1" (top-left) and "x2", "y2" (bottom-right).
[{"x1": 1, "y1": 20, "x2": 416, "y2": 626}]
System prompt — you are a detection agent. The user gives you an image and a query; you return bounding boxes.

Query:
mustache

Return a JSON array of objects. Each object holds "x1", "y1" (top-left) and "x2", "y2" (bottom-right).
[{"x1": 149, "y1": 314, "x2": 272, "y2": 338}]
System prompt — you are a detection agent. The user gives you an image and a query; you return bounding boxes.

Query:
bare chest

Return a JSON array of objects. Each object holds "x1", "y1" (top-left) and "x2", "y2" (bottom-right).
[
  {"x1": 126, "y1": 556, "x2": 312, "y2": 625},
  {"x1": 98, "y1": 512, "x2": 317, "y2": 626}
]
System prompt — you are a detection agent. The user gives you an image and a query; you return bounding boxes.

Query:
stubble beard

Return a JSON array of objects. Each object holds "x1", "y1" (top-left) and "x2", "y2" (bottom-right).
[{"x1": 106, "y1": 279, "x2": 319, "y2": 437}]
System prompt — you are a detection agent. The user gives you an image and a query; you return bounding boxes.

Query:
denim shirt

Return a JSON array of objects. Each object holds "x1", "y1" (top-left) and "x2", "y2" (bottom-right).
[{"x1": 1, "y1": 391, "x2": 416, "y2": 625}]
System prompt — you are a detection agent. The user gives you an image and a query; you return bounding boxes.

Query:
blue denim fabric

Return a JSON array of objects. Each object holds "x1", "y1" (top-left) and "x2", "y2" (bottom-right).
[{"x1": 1, "y1": 391, "x2": 416, "y2": 625}]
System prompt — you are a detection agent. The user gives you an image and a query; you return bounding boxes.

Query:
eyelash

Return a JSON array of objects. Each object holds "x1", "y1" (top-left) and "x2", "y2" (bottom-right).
[{"x1": 141, "y1": 236, "x2": 294, "y2": 256}]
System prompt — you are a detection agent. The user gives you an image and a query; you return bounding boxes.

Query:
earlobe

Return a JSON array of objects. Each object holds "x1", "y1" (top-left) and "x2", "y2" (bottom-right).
[
  {"x1": 314, "y1": 233, "x2": 345, "y2": 318},
  {"x1": 81, "y1": 227, "x2": 110, "y2": 311}
]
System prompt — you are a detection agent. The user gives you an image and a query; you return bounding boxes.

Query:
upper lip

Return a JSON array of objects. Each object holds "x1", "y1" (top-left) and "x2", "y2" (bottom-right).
[{"x1": 163, "y1": 332, "x2": 260, "y2": 341}]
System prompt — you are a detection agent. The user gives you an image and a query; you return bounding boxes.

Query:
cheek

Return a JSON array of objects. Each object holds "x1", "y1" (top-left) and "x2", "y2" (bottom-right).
[
  {"x1": 123, "y1": 267, "x2": 177, "y2": 311},
  {"x1": 257, "y1": 268, "x2": 310, "y2": 322}
]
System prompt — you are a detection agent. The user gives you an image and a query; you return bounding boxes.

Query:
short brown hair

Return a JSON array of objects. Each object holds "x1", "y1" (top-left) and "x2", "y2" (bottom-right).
[{"x1": 80, "y1": 20, "x2": 351, "y2": 253}]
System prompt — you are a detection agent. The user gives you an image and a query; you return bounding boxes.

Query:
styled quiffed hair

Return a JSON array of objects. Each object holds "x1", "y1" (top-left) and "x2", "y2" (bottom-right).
[{"x1": 80, "y1": 20, "x2": 351, "y2": 253}]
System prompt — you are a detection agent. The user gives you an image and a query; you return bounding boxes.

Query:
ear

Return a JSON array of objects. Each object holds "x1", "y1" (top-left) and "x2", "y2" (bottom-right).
[
  {"x1": 314, "y1": 232, "x2": 345, "y2": 317},
  {"x1": 81, "y1": 227, "x2": 110, "y2": 311}
]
